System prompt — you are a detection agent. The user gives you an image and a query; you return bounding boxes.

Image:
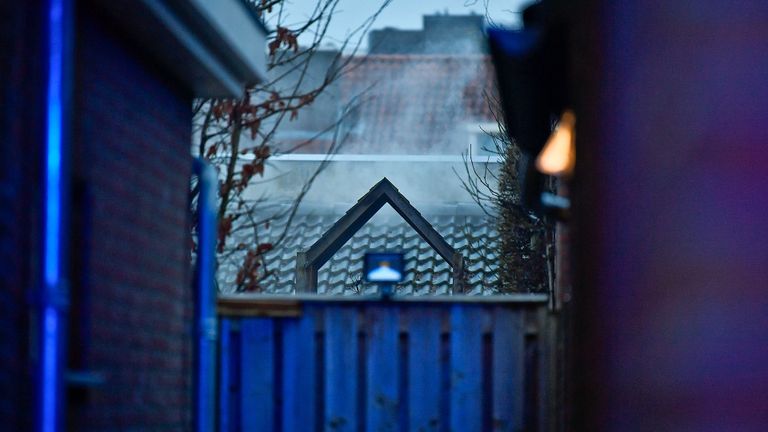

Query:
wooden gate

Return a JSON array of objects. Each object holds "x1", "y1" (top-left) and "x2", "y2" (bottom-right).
[{"x1": 217, "y1": 294, "x2": 552, "y2": 432}]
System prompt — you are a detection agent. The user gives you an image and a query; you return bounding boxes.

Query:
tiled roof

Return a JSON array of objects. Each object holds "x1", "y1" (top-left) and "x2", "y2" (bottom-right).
[
  {"x1": 284, "y1": 55, "x2": 494, "y2": 155},
  {"x1": 226, "y1": 55, "x2": 501, "y2": 294},
  {"x1": 219, "y1": 205, "x2": 500, "y2": 296},
  {"x1": 341, "y1": 55, "x2": 494, "y2": 154}
]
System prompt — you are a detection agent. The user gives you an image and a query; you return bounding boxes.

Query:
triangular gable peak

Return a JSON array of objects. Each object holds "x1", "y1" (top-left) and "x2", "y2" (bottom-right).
[{"x1": 295, "y1": 178, "x2": 466, "y2": 293}]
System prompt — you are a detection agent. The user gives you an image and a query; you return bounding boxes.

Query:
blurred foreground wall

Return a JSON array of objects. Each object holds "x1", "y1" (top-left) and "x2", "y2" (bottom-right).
[
  {"x1": 0, "y1": 0, "x2": 265, "y2": 429},
  {"x1": 0, "y1": 2, "x2": 44, "y2": 429},
  {"x1": 66, "y1": 10, "x2": 194, "y2": 429},
  {"x1": 0, "y1": 4, "x2": 194, "y2": 429},
  {"x1": 572, "y1": 1, "x2": 768, "y2": 430}
]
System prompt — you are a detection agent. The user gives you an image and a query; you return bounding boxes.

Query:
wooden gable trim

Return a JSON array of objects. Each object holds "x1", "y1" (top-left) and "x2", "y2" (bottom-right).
[{"x1": 296, "y1": 178, "x2": 466, "y2": 293}]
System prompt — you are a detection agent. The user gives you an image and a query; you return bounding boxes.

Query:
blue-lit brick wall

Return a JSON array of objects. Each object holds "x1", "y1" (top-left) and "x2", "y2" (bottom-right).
[
  {"x1": 1, "y1": 4, "x2": 194, "y2": 430},
  {"x1": 67, "y1": 11, "x2": 193, "y2": 430}
]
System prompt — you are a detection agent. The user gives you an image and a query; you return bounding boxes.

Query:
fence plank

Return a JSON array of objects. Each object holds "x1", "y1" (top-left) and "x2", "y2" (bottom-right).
[
  {"x1": 408, "y1": 307, "x2": 442, "y2": 432},
  {"x1": 450, "y1": 305, "x2": 484, "y2": 431},
  {"x1": 325, "y1": 306, "x2": 358, "y2": 431},
  {"x1": 221, "y1": 301, "x2": 547, "y2": 432},
  {"x1": 536, "y1": 308, "x2": 551, "y2": 432},
  {"x1": 282, "y1": 307, "x2": 317, "y2": 432},
  {"x1": 492, "y1": 307, "x2": 525, "y2": 432},
  {"x1": 219, "y1": 318, "x2": 233, "y2": 432},
  {"x1": 240, "y1": 318, "x2": 275, "y2": 432},
  {"x1": 367, "y1": 307, "x2": 399, "y2": 432}
]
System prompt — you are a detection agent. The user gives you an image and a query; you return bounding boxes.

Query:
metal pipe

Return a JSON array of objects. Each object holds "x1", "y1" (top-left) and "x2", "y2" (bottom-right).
[{"x1": 193, "y1": 158, "x2": 218, "y2": 432}]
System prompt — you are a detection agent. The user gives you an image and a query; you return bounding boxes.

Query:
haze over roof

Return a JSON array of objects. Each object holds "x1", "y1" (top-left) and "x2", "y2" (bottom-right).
[{"x1": 339, "y1": 55, "x2": 495, "y2": 154}]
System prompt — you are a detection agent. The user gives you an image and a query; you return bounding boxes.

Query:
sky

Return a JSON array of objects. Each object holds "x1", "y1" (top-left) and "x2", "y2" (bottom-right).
[{"x1": 284, "y1": 0, "x2": 534, "y2": 51}]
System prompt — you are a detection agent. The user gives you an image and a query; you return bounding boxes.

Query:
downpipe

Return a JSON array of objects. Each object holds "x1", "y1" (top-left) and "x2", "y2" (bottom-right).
[{"x1": 193, "y1": 158, "x2": 218, "y2": 432}]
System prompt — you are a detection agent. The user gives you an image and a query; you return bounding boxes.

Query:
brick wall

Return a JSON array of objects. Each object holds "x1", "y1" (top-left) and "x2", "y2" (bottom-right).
[
  {"x1": 68, "y1": 11, "x2": 193, "y2": 430},
  {"x1": 0, "y1": 2, "x2": 42, "y2": 430}
]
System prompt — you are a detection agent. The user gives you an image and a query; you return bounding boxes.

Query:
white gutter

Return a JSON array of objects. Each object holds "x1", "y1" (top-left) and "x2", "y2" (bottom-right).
[
  {"x1": 188, "y1": 0, "x2": 267, "y2": 81},
  {"x1": 242, "y1": 153, "x2": 503, "y2": 163}
]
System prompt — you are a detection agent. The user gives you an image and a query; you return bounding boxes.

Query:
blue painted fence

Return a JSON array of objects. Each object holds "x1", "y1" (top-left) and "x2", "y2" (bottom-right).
[{"x1": 217, "y1": 295, "x2": 550, "y2": 432}]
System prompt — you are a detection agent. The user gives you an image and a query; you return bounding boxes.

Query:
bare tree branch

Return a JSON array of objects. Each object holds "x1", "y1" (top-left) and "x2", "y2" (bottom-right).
[{"x1": 191, "y1": 0, "x2": 391, "y2": 292}]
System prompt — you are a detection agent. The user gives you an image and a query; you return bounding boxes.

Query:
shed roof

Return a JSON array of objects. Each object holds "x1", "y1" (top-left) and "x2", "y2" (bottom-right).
[
  {"x1": 295, "y1": 178, "x2": 465, "y2": 293},
  {"x1": 219, "y1": 206, "x2": 499, "y2": 296}
]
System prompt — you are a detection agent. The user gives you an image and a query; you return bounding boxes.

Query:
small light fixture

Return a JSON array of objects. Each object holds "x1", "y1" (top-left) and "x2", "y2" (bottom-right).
[{"x1": 536, "y1": 110, "x2": 576, "y2": 177}]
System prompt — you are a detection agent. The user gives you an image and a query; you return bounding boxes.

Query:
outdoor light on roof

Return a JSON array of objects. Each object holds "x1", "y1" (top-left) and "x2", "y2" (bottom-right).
[{"x1": 536, "y1": 110, "x2": 575, "y2": 177}]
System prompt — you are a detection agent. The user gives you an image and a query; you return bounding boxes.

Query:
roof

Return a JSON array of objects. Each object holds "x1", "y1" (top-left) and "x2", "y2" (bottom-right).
[
  {"x1": 285, "y1": 55, "x2": 495, "y2": 155},
  {"x1": 219, "y1": 204, "x2": 500, "y2": 296},
  {"x1": 341, "y1": 55, "x2": 494, "y2": 154},
  {"x1": 295, "y1": 178, "x2": 465, "y2": 293},
  {"x1": 223, "y1": 55, "x2": 502, "y2": 295},
  {"x1": 97, "y1": 0, "x2": 268, "y2": 96}
]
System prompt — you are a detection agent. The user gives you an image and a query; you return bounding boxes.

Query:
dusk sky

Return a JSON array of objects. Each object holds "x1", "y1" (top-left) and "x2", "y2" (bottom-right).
[{"x1": 287, "y1": 0, "x2": 533, "y2": 50}]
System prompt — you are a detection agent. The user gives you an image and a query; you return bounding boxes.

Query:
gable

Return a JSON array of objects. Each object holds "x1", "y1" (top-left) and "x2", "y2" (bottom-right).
[{"x1": 296, "y1": 178, "x2": 466, "y2": 293}]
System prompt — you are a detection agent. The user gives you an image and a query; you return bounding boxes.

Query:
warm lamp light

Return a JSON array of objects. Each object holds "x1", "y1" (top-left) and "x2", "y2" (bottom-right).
[{"x1": 536, "y1": 110, "x2": 575, "y2": 177}]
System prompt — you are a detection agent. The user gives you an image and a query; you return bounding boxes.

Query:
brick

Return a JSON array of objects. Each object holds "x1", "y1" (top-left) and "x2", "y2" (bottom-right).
[{"x1": 67, "y1": 11, "x2": 193, "y2": 431}]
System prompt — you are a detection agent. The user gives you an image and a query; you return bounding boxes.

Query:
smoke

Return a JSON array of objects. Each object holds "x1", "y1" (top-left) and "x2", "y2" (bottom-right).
[
  {"x1": 255, "y1": 54, "x2": 497, "y2": 207},
  {"x1": 224, "y1": 14, "x2": 503, "y2": 294},
  {"x1": 259, "y1": 158, "x2": 496, "y2": 207},
  {"x1": 347, "y1": 56, "x2": 486, "y2": 156}
]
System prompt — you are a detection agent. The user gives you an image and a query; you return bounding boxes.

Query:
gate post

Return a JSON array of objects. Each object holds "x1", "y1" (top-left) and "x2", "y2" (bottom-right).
[
  {"x1": 295, "y1": 251, "x2": 317, "y2": 293},
  {"x1": 452, "y1": 253, "x2": 466, "y2": 294}
]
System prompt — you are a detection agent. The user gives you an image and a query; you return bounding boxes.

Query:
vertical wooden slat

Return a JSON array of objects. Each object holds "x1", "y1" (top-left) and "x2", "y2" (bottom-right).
[
  {"x1": 217, "y1": 300, "x2": 546, "y2": 432},
  {"x1": 357, "y1": 319, "x2": 367, "y2": 432},
  {"x1": 282, "y1": 307, "x2": 317, "y2": 432},
  {"x1": 492, "y1": 307, "x2": 525, "y2": 432},
  {"x1": 408, "y1": 307, "x2": 442, "y2": 432},
  {"x1": 450, "y1": 305, "x2": 484, "y2": 431},
  {"x1": 240, "y1": 318, "x2": 275, "y2": 432},
  {"x1": 219, "y1": 318, "x2": 232, "y2": 432},
  {"x1": 325, "y1": 306, "x2": 358, "y2": 431},
  {"x1": 367, "y1": 306, "x2": 399, "y2": 432},
  {"x1": 536, "y1": 308, "x2": 551, "y2": 432}
]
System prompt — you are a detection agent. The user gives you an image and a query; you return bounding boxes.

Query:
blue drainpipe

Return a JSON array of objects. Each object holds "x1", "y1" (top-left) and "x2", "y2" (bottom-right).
[
  {"x1": 39, "y1": 0, "x2": 73, "y2": 431},
  {"x1": 193, "y1": 159, "x2": 218, "y2": 432}
]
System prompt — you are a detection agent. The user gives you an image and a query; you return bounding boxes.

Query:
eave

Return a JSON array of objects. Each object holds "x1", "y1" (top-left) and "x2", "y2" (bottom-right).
[{"x1": 92, "y1": 0, "x2": 268, "y2": 97}]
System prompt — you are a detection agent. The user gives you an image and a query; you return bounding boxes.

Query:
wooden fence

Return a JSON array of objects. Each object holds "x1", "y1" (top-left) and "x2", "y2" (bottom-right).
[{"x1": 217, "y1": 294, "x2": 552, "y2": 432}]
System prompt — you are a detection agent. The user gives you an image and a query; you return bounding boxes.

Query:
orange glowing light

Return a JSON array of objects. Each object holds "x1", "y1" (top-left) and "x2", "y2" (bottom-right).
[{"x1": 536, "y1": 110, "x2": 576, "y2": 177}]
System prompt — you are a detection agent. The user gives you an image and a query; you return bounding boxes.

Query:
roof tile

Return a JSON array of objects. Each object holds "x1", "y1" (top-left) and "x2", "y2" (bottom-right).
[{"x1": 220, "y1": 210, "x2": 499, "y2": 295}]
